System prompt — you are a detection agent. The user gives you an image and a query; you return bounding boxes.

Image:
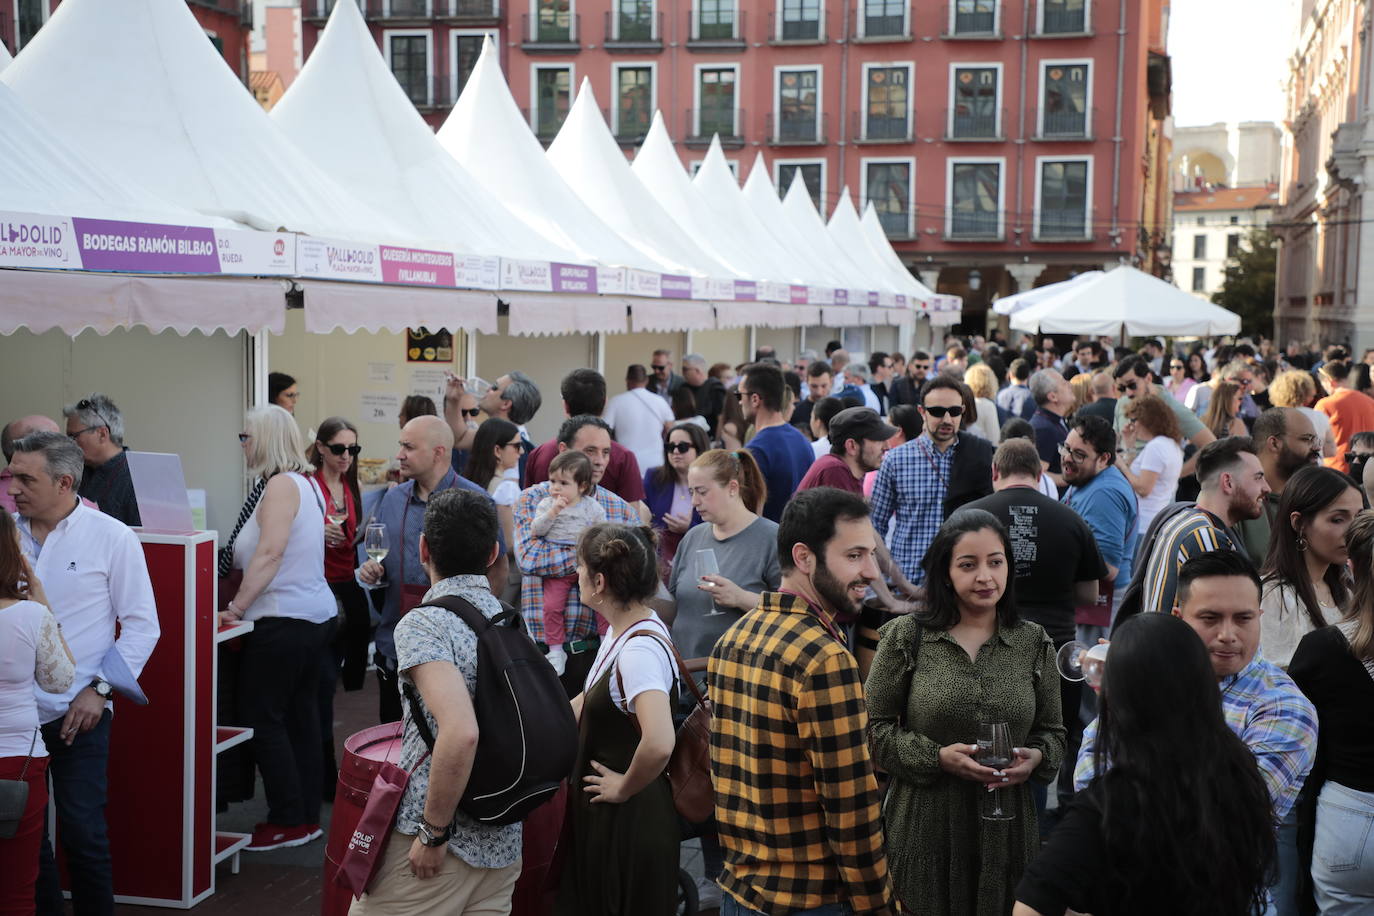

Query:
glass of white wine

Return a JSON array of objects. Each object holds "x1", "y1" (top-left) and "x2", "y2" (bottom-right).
[
  {"x1": 365, "y1": 522, "x2": 389, "y2": 564},
  {"x1": 696, "y1": 548, "x2": 725, "y2": 617}
]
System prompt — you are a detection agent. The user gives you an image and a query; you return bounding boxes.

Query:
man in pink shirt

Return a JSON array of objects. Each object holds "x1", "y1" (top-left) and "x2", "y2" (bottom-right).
[
  {"x1": 797, "y1": 407, "x2": 896, "y2": 495},
  {"x1": 1315, "y1": 359, "x2": 1374, "y2": 474},
  {"x1": 1, "y1": 416, "x2": 61, "y2": 513}
]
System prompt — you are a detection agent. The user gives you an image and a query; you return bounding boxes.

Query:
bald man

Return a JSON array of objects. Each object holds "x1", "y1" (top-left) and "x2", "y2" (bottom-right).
[
  {"x1": 2, "y1": 415, "x2": 61, "y2": 513},
  {"x1": 356, "y1": 415, "x2": 508, "y2": 723}
]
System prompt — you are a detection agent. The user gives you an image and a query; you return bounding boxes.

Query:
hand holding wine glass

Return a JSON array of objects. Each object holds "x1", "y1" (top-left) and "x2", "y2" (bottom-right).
[
  {"x1": 978, "y1": 721, "x2": 1015, "y2": 821},
  {"x1": 696, "y1": 549, "x2": 725, "y2": 616}
]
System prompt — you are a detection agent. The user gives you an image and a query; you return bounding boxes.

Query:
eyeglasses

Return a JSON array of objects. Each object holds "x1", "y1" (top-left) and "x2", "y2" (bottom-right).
[
  {"x1": 502, "y1": 440, "x2": 523, "y2": 450},
  {"x1": 1116, "y1": 380, "x2": 1142, "y2": 396},
  {"x1": 651, "y1": 364, "x2": 670, "y2": 372},
  {"x1": 923, "y1": 405, "x2": 964, "y2": 418},
  {"x1": 735, "y1": 390, "x2": 752, "y2": 401},
  {"x1": 667, "y1": 441, "x2": 695, "y2": 454},
  {"x1": 1170, "y1": 363, "x2": 1185, "y2": 370},
  {"x1": 238, "y1": 433, "x2": 251, "y2": 444},
  {"x1": 322, "y1": 443, "x2": 362, "y2": 457},
  {"x1": 461, "y1": 408, "x2": 481, "y2": 418},
  {"x1": 1057, "y1": 443, "x2": 1093, "y2": 464}
]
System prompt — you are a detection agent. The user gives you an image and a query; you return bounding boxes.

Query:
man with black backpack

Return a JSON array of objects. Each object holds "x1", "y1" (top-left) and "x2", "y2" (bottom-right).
[{"x1": 353, "y1": 488, "x2": 576, "y2": 915}]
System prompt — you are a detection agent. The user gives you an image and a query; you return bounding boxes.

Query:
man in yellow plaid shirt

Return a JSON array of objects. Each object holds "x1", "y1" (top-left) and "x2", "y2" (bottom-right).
[{"x1": 708, "y1": 487, "x2": 896, "y2": 915}]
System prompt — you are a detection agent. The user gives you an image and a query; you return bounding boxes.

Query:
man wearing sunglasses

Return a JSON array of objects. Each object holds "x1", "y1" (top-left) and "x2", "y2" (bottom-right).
[
  {"x1": 887, "y1": 350, "x2": 931, "y2": 407},
  {"x1": 645, "y1": 348, "x2": 684, "y2": 404},
  {"x1": 1111, "y1": 355, "x2": 1214, "y2": 477},
  {"x1": 870, "y1": 375, "x2": 994, "y2": 586},
  {"x1": 61, "y1": 394, "x2": 141, "y2": 527}
]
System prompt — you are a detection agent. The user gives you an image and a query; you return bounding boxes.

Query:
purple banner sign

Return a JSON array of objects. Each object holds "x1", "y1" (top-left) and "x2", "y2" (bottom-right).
[
  {"x1": 867, "y1": 291, "x2": 880, "y2": 306},
  {"x1": 790, "y1": 285, "x2": 809, "y2": 305},
  {"x1": 379, "y1": 245, "x2": 457, "y2": 287},
  {"x1": 834, "y1": 288, "x2": 849, "y2": 305},
  {"x1": 733, "y1": 280, "x2": 758, "y2": 301},
  {"x1": 72, "y1": 218, "x2": 220, "y2": 273},
  {"x1": 552, "y1": 262, "x2": 597, "y2": 294},
  {"x1": 660, "y1": 274, "x2": 692, "y2": 298}
]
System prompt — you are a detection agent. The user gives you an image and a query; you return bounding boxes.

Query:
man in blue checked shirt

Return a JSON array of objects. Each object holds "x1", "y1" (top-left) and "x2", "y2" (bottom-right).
[{"x1": 1075, "y1": 551, "x2": 1316, "y2": 914}]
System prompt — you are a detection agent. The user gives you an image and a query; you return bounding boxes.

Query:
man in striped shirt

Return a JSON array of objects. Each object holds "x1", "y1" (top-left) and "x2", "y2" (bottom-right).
[{"x1": 1133, "y1": 437, "x2": 1270, "y2": 622}]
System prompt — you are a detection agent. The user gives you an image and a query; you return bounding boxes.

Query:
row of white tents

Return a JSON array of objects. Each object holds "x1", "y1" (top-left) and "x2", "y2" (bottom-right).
[{"x1": 0, "y1": 0, "x2": 955, "y2": 340}]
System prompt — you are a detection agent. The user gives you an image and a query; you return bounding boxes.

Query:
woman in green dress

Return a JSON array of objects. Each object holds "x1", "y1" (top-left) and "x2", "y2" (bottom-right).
[{"x1": 865, "y1": 509, "x2": 1064, "y2": 915}]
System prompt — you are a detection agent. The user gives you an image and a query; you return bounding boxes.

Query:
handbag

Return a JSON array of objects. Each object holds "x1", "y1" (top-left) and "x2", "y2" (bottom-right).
[
  {"x1": 0, "y1": 731, "x2": 38, "y2": 840},
  {"x1": 615, "y1": 629, "x2": 715, "y2": 824}
]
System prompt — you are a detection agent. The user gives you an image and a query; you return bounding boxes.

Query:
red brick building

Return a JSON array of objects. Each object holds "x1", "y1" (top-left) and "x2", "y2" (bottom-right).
[{"x1": 2, "y1": 0, "x2": 253, "y2": 82}]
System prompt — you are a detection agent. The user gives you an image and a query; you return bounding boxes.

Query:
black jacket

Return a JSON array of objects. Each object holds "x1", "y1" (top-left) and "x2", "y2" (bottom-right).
[{"x1": 945, "y1": 432, "x2": 995, "y2": 519}]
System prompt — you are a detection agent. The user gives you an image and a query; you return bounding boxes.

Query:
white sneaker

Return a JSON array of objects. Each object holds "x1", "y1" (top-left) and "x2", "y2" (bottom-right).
[
  {"x1": 545, "y1": 645, "x2": 567, "y2": 676},
  {"x1": 694, "y1": 876, "x2": 722, "y2": 910}
]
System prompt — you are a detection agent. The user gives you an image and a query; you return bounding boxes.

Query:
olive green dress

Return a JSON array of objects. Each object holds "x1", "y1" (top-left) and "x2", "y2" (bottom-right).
[{"x1": 864, "y1": 614, "x2": 1064, "y2": 916}]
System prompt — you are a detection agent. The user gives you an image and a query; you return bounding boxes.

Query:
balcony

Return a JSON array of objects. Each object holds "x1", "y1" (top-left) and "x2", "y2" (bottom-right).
[
  {"x1": 684, "y1": 108, "x2": 746, "y2": 148},
  {"x1": 941, "y1": 2, "x2": 1000, "y2": 38},
  {"x1": 852, "y1": 6, "x2": 909, "y2": 40},
  {"x1": 686, "y1": 9, "x2": 747, "y2": 47},
  {"x1": 767, "y1": 112, "x2": 829, "y2": 146},
  {"x1": 875, "y1": 210, "x2": 915, "y2": 240},
  {"x1": 1033, "y1": 0, "x2": 1091, "y2": 35},
  {"x1": 768, "y1": 11, "x2": 825, "y2": 44},
  {"x1": 521, "y1": 12, "x2": 580, "y2": 51},
  {"x1": 604, "y1": 10, "x2": 663, "y2": 50},
  {"x1": 851, "y1": 110, "x2": 911, "y2": 144},
  {"x1": 944, "y1": 108, "x2": 1004, "y2": 141},
  {"x1": 440, "y1": 0, "x2": 502, "y2": 22},
  {"x1": 1034, "y1": 106, "x2": 1095, "y2": 140},
  {"x1": 609, "y1": 107, "x2": 652, "y2": 145},
  {"x1": 1035, "y1": 210, "x2": 1092, "y2": 241},
  {"x1": 947, "y1": 212, "x2": 1001, "y2": 241}
]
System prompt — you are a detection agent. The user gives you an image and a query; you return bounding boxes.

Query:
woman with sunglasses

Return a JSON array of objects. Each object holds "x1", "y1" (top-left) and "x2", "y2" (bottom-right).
[
  {"x1": 642, "y1": 422, "x2": 709, "y2": 576},
  {"x1": 463, "y1": 418, "x2": 524, "y2": 599},
  {"x1": 1165, "y1": 357, "x2": 1198, "y2": 403},
  {"x1": 307, "y1": 417, "x2": 369, "y2": 695}
]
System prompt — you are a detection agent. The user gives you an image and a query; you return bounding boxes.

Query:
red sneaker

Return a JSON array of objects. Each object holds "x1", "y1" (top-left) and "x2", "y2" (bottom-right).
[{"x1": 245, "y1": 822, "x2": 323, "y2": 851}]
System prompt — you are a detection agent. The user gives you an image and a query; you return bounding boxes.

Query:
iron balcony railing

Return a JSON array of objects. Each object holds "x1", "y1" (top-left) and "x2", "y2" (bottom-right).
[
  {"x1": 687, "y1": 8, "x2": 746, "y2": 43},
  {"x1": 767, "y1": 111, "x2": 829, "y2": 145},
  {"x1": 684, "y1": 107, "x2": 746, "y2": 146}
]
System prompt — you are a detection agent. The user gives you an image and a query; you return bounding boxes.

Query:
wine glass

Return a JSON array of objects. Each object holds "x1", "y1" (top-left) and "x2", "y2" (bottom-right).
[
  {"x1": 466, "y1": 376, "x2": 491, "y2": 394},
  {"x1": 364, "y1": 522, "x2": 389, "y2": 564},
  {"x1": 978, "y1": 721, "x2": 1015, "y2": 821},
  {"x1": 1056, "y1": 640, "x2": 1109, "y2": 690},
  {"x1": 696, "y1": 548, "x2": 725, "y2": 616}
]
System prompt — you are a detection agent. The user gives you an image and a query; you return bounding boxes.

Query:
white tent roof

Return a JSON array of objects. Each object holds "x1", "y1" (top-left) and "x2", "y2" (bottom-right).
[
  {"x1": 0, "y1": 79, "x2": 226, "y2": 226},
  {"x1": 0, "y1": 41, "x2": 11, "y2": 72},
  {"x1": 0, "y1": 0, "x2": 401, "y2": 239},
  {"x1": 779, "y1": 176, "x2": 872, "y2": 295},
  {"x1": 436, "y1": 39, "x2": 665, "y2": 272},
  {"x1": 739, "y1": 154, "x2": 850, "y2": 289},
  {"x1": 828, "y1": 193, "x2": 933, "y2": 303},
  {"x1": 992, "y1": 269, "x2": 1103, "y2": 315},
  {"x1": 858, "y1": 202, "x2": 939, "y2": 303},
  {"x1": 270, "y1": 0, "x2": 578, "y2": 261},
  {"x1": 545, "y1": 81, "x2": 736, "y2": 278},
  {"x1": 1009, "y1": 265, "x2": 1243, "y2": 336}
]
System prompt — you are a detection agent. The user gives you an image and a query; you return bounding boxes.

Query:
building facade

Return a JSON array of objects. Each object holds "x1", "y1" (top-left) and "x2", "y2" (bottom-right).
[
  {"x1": 2, "y1": 0, "x2": 254, "y2": 81},
  {"x1": 1274, "y1": 0, "x2": 1369, "y2": 349},
  {"x1": 1171, "y1": 185, "x2": 1278, "y2": 301},
  {"x1": 1172, "y1": 121, "x2": 1282, "y2": 191},
  {"x1": 299, "y1": 0, "x2": 1172, "y2": 335}
]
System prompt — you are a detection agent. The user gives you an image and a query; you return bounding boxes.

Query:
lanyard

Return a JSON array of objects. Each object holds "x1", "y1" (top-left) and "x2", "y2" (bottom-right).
[
  {"x1": 777, "y1": 589, "x2": 845, "y2": 646},
  {"x1": 586, "y1": 615, "x2": 672, "y2": 689},
  {"x1": 916, "y1": 437, "x2": 949, "y2": 490}
]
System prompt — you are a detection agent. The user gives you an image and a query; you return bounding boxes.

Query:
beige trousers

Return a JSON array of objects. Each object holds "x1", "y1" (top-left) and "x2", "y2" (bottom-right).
[{"x1": 349, "y1": 831, "x2": 522, "y2": 916}]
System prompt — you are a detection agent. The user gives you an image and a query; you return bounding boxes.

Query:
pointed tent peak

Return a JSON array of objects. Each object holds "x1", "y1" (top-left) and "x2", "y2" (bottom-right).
[
  {"x1": 558, "y1": 77, "x2": 603, "y2": 130},
  {"x1": 783, "y1": 170, "x2": 818, "y2": 211},
  {"x1": 548, "y1": 78, "x2": 613, "y2": 156},
  {"x1": 636, "y1": 111, "x2": 677, "y2": 162},
  {"x1": 828, "y1": 190, "x2": 861, "y2": 225},
  {"x1": 632, "y1": 112, "x2": 689, "y2": 183},
  {"x1": 694, "y1": 134, "x2": 737, "y2": 187},
  {"x1": 325, "y1": 0, "x2": 366, "y2": 25},
  {"x1": 742, "y1": 151, "x2": 773, "y2": 193}
]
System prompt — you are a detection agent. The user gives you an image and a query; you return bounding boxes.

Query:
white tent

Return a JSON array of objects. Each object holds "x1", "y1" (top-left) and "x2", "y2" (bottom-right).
[
  {"x1": 1009, "y1": 265, "x2": 1242, "y2": 336},
  {"x1": 739, "y1": 153, "x2": 851, "y2": 290},
  {"x1": 436, "y1": 39, "x2": 666, "y2": 272},
  {"x1": 827, "y1": 193, "x2": 933, "y2": 304},
  {"x1": 1, "y1": 0, "x2": 401, "y2": 239},
  {"x1": 779, "y1": 176, "x2": 872, "y2": 298},
  {"x1": 857, "y1": 202, "x2": 940, "y2": 303},
  {"x1": 0, "y1": 41, "x2": 11, "y2": 72},
  {"x1": 270, "y1": 0, "x2": 579, "y2": 263},
  {"x1": 992, "y1": 269, "x2": 1103, "y2": 316},
  {"x1": 545, "y1": 81, "x2": 736, "y2": 279}
]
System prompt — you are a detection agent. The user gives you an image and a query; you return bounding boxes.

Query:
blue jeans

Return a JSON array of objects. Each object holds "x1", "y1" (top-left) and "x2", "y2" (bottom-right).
[
  {"x1": 36, "y1": 708, "x2": 114, "y2": 916},
  {"x1": 1266, "y1": 796, "x2": 1302, "y2": 916},
  {"x1": 721, "y1": 898, "x2": 852, "y2": 916},
  {"x1": 1312, "y1": 780, "x2": 1374, "y2": 914}
]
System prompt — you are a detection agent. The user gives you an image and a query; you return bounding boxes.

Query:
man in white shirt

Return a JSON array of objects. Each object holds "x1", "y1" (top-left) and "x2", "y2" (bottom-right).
[
  {"x1": 602, "y1": 364, "x2": 674, "y2": 473},
  {"x1": 8, "y1": 431, "x2": 159, "y2": 916}
]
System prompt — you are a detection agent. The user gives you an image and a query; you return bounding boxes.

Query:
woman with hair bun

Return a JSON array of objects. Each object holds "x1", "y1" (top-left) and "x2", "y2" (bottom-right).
[{"x1": 559, "y1": 524, "x2": 680, "y2": 915}]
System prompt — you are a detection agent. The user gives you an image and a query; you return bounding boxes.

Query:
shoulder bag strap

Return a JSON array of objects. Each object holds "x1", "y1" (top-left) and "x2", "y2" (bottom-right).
[
  {"x1": 17, "y1": 729, "x2": 37, "y2": 780},
  {"x1": 626, "y1": 628, "x2": 708, "y2": 710},
  {"x1": 398, "y1": 593, "x2": 501, "y2": 753}
]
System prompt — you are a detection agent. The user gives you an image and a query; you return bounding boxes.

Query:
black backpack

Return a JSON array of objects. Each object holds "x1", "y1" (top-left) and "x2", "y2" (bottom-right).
[{"x1": 402, "y1": 594, "x2": 578, "y2": 825}]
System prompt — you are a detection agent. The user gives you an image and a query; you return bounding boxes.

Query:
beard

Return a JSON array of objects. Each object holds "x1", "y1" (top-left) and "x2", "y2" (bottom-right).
[
  {"x1": 1276, "y1": 446, "x2": 1318, "y2": 479},
  {"x1": 813, "y1": 553, "x2": 868, "y2": 619}
]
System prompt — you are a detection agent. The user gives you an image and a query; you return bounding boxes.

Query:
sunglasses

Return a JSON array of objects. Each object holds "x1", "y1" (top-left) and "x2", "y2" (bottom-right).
[
  {"x1": 322, "y1": 443, "x2": 362, "y2": 457},
  {"x1": 69, "y1": 398, "x2": 112, "y2": 439},
  {"x1": 461, "y1": 407, "x2": 481, "y2": 418},
  {"x1": 1345, "y1": 451, "x2": 1373, "y2": 465},
  {"x1": 923, "y1": 405, "x2": 964, "y2": 418},
  {"x1": 667, "y1": 441, "x2": 695, "y2": 454},
  {"x1": 1116, "y1": 380, "x2": 1142, "y2": 396},
  {"x1": 238, "y1": 433, "x2": 251, "y2": 444},
  {"x1": 651, "y1": 364, "x2": 670, "y2": 372},
  {"x1": 1170, "y1": 363, "x2": 1185, "y2": 370}
]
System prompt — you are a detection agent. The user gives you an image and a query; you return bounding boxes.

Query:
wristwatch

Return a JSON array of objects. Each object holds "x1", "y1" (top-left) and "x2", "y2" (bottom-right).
[
  {"x1": 90, "y1": 679, "x2": 113, "y2": 699},
  {"x1": 416, "y1": 819, "x2": 452, "y2": 848}
]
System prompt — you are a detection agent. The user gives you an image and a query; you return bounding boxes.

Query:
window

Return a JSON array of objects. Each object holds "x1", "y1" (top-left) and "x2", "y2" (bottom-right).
[
  {"x1": 389, "y1": 0, "x2": 430, "y2": 14},
  {"x1": 865, "y1": 160, "x2": 913, "y2": 237},
  {"x1": 780, "y1": 0, "x2": 820, "y2": 40},
  {"x1": 698, "y1": 67, "x2": 738, "y2": 137},
  {"x1": 536, "y1": 0, "x2": 572, "y2": 41},
  {"x1": 534, "y1": 66, "x2": 572, "y2": 138},
  {"x1": 953, "y1": 0, "x2": 996, "y2": 33},
  {"x1": 388, "y1": 33, "x2": 430, "y2": 105},
  {"x1": 778, "y1": 68, "x2": 820, "y2": 141},
  {"x1": 1037, "y1": 159, "x2": 1089, "y2": 238},
  {"x1": 863, "y1": 0, "x2": 905, "y2": 37},
  {"x1": 864, "y1": 65, "x2": 909, "y2": 140},
  {"x1": 1193, "y1": 235, "x2": 1207, "y2": 259},
  {"x1": 617, "y1": 0, "x2": 653, "y2": 39},
  {"x1": 615, "y1": 66, "x2": 653, "y2": 140},
  {"x1": 452, "y1": 33, "x2": 490, "y2": 99},
  {"x1": 1227, "y1": 233, "x2": 1241, "y2": 258},
  {"x1": 950, "y1": 161, "x2": 1001, "y2": 238},
  {"x1": 17, "y1": 0, "x2": 45, "y2": 48},
  {"x1": 777, "y1": 162, "x2": 825, "y2": 214},
  {"x1": 1230, "y1": 214, "x2": 1239, "y2": 225},
  {"x1": 697, "y1": 0, "x2": 737, "y2": 38},
  {"x1": 1196, "y1": 216, "x2": 1205, "y2": 226},
  {"x1": 952, "y1": 66, "x2": 999, "y2": 139},
  {"x1": 1041, "y1": 62, "x2": 1089, "y2": 137},
  {"x1": 1192, "y1": 267, "x2": 1206, "y2": 292},
  {"x1": 691, "y1": 159, "x2": 739, "y2": 177},
  {"x1": 1041, "y1": 0, "x2": 1085, "y2": 33}
]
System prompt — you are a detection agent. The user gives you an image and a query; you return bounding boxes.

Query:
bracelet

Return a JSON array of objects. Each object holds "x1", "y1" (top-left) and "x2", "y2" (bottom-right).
[
  {"x1": 225, "y1": 601, "x2": 244, "y2": 619},
  {"x1": 420, "y1": 814, "x2": 450, "y2": 833}
]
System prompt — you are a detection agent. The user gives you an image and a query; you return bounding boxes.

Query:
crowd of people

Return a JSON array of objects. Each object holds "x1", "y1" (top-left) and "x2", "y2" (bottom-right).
[{"x1": 2, "y1": 333, "x2": 1374, "y2": 916}]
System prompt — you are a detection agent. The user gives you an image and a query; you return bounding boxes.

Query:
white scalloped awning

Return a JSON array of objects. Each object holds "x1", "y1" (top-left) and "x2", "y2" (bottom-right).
[
  {"x1": 0, "y1": 269, "x2": 286, "y2": 336},
  {"x1": 715, "y1": 302, "x2": 822, "y2": 329},
  {"x1": 630, "y1": 299, "x2": 715, "y2": 332},
  {"x1": 506, "y1": 294, "x2": 627, "y2": 337},
  {"x1": 301, "y1": 280, "x2": 497, "y2": 334},
  {"x1": 822, "y1": 305, "x2": 862, "y2": 327}
]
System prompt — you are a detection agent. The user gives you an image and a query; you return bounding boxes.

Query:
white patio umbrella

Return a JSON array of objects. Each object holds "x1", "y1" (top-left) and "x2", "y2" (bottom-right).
[
  {"x1": 992, "y1": 270, "x2": 1103, "y2": 316},
  {"x1": 1008, "y1": 265, "x2": 1242, "y2": 336}
]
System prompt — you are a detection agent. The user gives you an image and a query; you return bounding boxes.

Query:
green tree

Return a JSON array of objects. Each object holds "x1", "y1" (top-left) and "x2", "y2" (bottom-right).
[{"x1": 1211, "y1": 229, "x2": 1277, "y2": 338}]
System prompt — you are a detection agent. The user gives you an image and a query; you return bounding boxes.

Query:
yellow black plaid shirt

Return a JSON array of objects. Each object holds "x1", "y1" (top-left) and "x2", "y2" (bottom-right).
[{"x1": 707, "y1": 591, "x2": 896, "y2": 915}]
